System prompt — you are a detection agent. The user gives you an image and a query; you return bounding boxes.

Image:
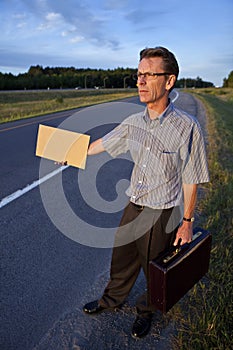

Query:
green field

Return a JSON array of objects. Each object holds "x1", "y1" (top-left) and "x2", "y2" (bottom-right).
[
  {"x1": 171, "y1": 88, "x2": 233, "y2": 349},
  {"x1": 0, "y1": 88, "x2": 138, "y2": 123}
]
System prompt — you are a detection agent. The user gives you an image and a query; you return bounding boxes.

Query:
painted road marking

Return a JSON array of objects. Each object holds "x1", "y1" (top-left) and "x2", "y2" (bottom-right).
[
  {"x1": 0, "y1": 91, "x2": 179, "y2": 209},
  {"x1": 0, "y1": 112, "x2": 71, "y2": 133},
  {"x1": 0, "y1": 165, "x2": 69, "y2": 209},
  {"x1": 172, "y1": 89, "x2": 179, "y2": 102}
]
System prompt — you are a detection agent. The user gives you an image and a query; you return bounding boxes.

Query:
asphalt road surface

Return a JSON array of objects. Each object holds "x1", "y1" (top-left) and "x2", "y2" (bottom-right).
[{"x1": 0, "y1": 92, "x2": 207, "y2": 350}]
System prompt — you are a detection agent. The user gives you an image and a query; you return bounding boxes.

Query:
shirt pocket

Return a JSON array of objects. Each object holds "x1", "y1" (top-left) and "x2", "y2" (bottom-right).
[{"x1": 159, "y1": 151, "x2": 179, "y2": 181}]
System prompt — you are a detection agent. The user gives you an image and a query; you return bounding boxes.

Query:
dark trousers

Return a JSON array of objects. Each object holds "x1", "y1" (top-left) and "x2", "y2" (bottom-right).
[{"x1": 99, "y1": 202, "x2": 180, "y2": 317}]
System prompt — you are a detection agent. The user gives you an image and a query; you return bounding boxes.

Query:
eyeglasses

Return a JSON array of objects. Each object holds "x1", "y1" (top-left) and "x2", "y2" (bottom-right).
[{"x1": 136, "y1": 72, "x2": 172, "y2": 80}]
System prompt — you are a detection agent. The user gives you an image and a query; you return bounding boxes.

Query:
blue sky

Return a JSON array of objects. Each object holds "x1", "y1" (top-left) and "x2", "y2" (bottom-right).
[{"x1": 0, "y1": 0, "x2": 232, "y2": 86}]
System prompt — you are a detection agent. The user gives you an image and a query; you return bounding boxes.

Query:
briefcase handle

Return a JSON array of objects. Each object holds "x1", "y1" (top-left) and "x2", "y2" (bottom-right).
[{"x1": 163, "y1": 231, "x2": 203, "y2": 264}]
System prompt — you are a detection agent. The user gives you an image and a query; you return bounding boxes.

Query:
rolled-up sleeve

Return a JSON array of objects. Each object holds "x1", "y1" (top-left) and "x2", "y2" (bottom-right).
[
  {"x1": 180, "y1": 122, "x2": 209, "y2": 184},
  {"x1": 102, "y1": 122, "x2": 129, "y2": 158}
]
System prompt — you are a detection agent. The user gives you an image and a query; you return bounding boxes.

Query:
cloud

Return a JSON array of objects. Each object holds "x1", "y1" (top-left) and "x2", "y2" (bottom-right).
[
  {"x1": 0, "y1": 45, "x2": 126, "y2": 73},
  {"x1": 37, "y1": 11, "x2": 63, "y2": 31},
  {"x1": 10, "y1": 12, "x2": 28, "y2": 30},
  {"x1": 0, "y1": 48, "x2": 58, "y2": 69},
  {"x1": 16, "y1": 22, "x2": 27, "y2": 29},
  {"x1": 18, "y1": 0, "x2": 120, "y2": 49},
  {"x1": 20, "y1": 0, "x2": 47, "y2": 17},
  {"x1": 69, "y1": 36, "x2": 84, "y2": 44},
  {"x1": 12, "y1": 13, "x2": 27, "y2": 20},
  {"x1": 125, "y1": 9, "x2": 168, "y2": 25},
  {"x1": 103, "y1": 0, "x2": 129, "y2": 10},
  {"x1": 212, "y1": 54, "x2": 233, "y2": 66},
  {"x1": 45, "y1": 12, "x2": 62, "y2": 21}
]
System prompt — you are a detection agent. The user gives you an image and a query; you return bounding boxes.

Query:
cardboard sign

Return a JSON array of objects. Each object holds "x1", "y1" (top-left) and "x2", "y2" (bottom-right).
[{"x1": 36, "y1": 124, "x2": 90, "y2": 169}]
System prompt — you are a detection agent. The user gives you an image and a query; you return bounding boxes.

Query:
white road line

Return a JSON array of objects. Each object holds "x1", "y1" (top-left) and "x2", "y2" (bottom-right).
[
  {"x1": 172, "y1": 89, "x2": 179, "y2": 102},
  {"x1": 0, "y1": 92, "x2": 179, "y2": 210},
  {"x1": 0, "y1": 165, "x2": 69, "y2": 209}
]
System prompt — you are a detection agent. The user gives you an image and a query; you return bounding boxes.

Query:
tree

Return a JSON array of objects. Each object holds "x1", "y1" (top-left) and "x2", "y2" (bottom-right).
[
  {"x1": 223, "y1": 71, "x2": 233, "y2": 88},
  {"x1": 28, "y1": 65, "x2": 43, "y2": 76}
]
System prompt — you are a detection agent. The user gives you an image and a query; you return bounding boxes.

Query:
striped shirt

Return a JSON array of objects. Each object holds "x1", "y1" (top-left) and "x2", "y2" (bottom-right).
[{"x1": 102, "y1": 102, "x2": 209, "y2": 209}]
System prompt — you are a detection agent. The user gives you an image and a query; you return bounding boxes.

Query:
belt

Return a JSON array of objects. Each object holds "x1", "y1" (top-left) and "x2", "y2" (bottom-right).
[{"x1": 131, "y1": 202, "x2": 144, "y2": 211}]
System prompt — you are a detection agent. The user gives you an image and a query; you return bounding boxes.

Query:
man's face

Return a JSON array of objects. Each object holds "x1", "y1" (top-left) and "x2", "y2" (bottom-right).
[{"x1": 137, "y1": 57, "x2": 172, "y2": 107}]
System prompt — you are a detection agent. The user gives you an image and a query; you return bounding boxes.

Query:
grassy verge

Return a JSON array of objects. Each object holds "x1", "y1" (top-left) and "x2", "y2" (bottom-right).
[
  {"x1": 0, "y1": 89, "x2": 138, "y2": 123},
  {"x1": 171, "y1": 88, "x2": 233, "y2": 349}
]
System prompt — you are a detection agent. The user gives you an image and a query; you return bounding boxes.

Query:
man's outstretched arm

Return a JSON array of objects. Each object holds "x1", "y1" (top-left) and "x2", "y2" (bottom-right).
[{"x1": 87, "y1": 138, "x2": 105, "y2": 155}]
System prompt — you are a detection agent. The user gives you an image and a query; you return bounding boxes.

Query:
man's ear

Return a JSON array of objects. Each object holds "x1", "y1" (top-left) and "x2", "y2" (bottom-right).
[{"x1": 165, "y1": 75, "x2": 176, "y2": 91}]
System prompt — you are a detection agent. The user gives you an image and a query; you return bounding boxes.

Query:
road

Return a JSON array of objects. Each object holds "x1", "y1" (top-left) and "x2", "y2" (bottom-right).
[{"x1": 0, "y1": 92, "x2": 207, "y2": 350}]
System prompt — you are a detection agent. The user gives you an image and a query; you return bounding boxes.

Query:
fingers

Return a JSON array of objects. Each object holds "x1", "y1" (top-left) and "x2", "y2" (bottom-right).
[
  {"x1": 173, "y1": 238, "x2": 181, "y2": 246},
  {"x1": 174, "y1": 238, "x2": 189, "y2": 246},
  {"x1": 174, "y1": 235, "x2": 192, "y2": 246},
  {"x1": 54, "y1": 160, "x2": 67, "y2": 166},
  {"x1": 174, "y1": 227, "x2": 193, "y2": 246}
]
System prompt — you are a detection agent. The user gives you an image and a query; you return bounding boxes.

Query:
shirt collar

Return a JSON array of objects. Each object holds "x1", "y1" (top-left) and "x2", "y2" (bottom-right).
[{"x1": 143, "y1": 100, "x2": 173, "y2": 126}]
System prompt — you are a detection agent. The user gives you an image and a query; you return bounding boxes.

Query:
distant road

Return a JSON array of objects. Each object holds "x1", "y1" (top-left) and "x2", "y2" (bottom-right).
[{"x1": 0, "y1": 92, "x2": 207, "y2": 350}]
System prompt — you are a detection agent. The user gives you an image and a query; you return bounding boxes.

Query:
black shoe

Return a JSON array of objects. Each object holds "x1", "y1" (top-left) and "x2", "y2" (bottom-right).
[
  {"x1": 131, "y1": 316, "x2": 152, "y2": 339},
  {"x1": 83, "y1": 300, "x2": 105, "y2": 315}
]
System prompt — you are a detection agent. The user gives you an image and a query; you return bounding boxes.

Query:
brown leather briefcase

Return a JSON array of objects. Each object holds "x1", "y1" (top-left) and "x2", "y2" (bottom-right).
[{"x1": 149, "y1": 228, "x2": 212, "y2": 313}]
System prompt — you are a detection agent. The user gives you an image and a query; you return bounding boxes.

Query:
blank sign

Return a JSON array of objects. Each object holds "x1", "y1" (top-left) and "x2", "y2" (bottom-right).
[{"x1": 36, "y1": 124, "x2": 90, "y2": 169}]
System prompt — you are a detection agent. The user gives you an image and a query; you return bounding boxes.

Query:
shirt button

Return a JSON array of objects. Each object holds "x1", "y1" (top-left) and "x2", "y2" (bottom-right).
[
  {"x1": 143, "y1": 164, "x2": 146, "y2": 168},
  {"x1": 146, "y1": 147, "x2": 150, "y2": 151},
  {"x1": 138, "y1": 180, "x2": 142, "y2": 184},
  {"x1": 132, "y1": 195, "x2": 136, "y2": 199}
]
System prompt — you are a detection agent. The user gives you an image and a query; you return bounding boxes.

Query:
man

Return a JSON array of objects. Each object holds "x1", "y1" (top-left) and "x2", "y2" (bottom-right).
[{"x1": 83, "y1": 47, "x2": 209, "y2": 338}]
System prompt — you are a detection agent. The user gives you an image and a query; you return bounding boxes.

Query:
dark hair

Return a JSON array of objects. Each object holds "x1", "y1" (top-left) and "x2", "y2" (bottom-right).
[{"x1": 139, "y1": 47, "x2": 179, "y2": 79}]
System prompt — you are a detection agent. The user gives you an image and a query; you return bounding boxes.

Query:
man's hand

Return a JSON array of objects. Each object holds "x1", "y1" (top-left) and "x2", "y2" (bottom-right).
[
  {"x1": 173, "y1": 221, "x2": 193, "y2": 246},
  {"x1": 87, "y1": 138, "x2": 105, "y2": 155},
  {"x1": 54, "y1": 161, "x2": 67, "y2": 166}
]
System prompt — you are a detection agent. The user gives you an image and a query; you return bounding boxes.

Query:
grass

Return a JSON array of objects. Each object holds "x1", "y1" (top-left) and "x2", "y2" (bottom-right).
[
  {"x1": 170, "y1": 88, "x2": 233, "y2": 349},
  {"x1": 0, "y1": 89, "x2": 138, "y2": 123}
]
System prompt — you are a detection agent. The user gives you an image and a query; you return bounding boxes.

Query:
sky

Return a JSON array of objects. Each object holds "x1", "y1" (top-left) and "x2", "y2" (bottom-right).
[{"x1": 0, "y1": 0, "x2": 232, "y2": 87}]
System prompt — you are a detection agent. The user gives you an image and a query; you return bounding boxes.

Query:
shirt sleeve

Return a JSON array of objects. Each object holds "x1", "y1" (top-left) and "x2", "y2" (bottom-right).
[
  {"x1": 180, "y1": 121, "x2": 209, "y2": 184},
  {"x1": 102, "y1": 121, "x2": 129, "y2": 158}
]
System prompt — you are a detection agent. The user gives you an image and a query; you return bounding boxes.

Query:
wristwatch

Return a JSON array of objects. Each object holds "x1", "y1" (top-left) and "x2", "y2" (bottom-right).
[{"x1": 183, "y1": 217, "x2": 195, "y2": 222}]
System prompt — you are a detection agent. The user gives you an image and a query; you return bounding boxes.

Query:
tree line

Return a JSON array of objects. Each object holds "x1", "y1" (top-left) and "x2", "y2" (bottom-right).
[{"x1": 0, "y1": 65, "x2": 214, "y2": 90}]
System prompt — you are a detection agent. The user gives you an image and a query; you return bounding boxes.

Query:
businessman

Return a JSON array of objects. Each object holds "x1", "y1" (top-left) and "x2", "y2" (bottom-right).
[{"x1": 83, "y1": 46, "x2": 209, "y2": 338}]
